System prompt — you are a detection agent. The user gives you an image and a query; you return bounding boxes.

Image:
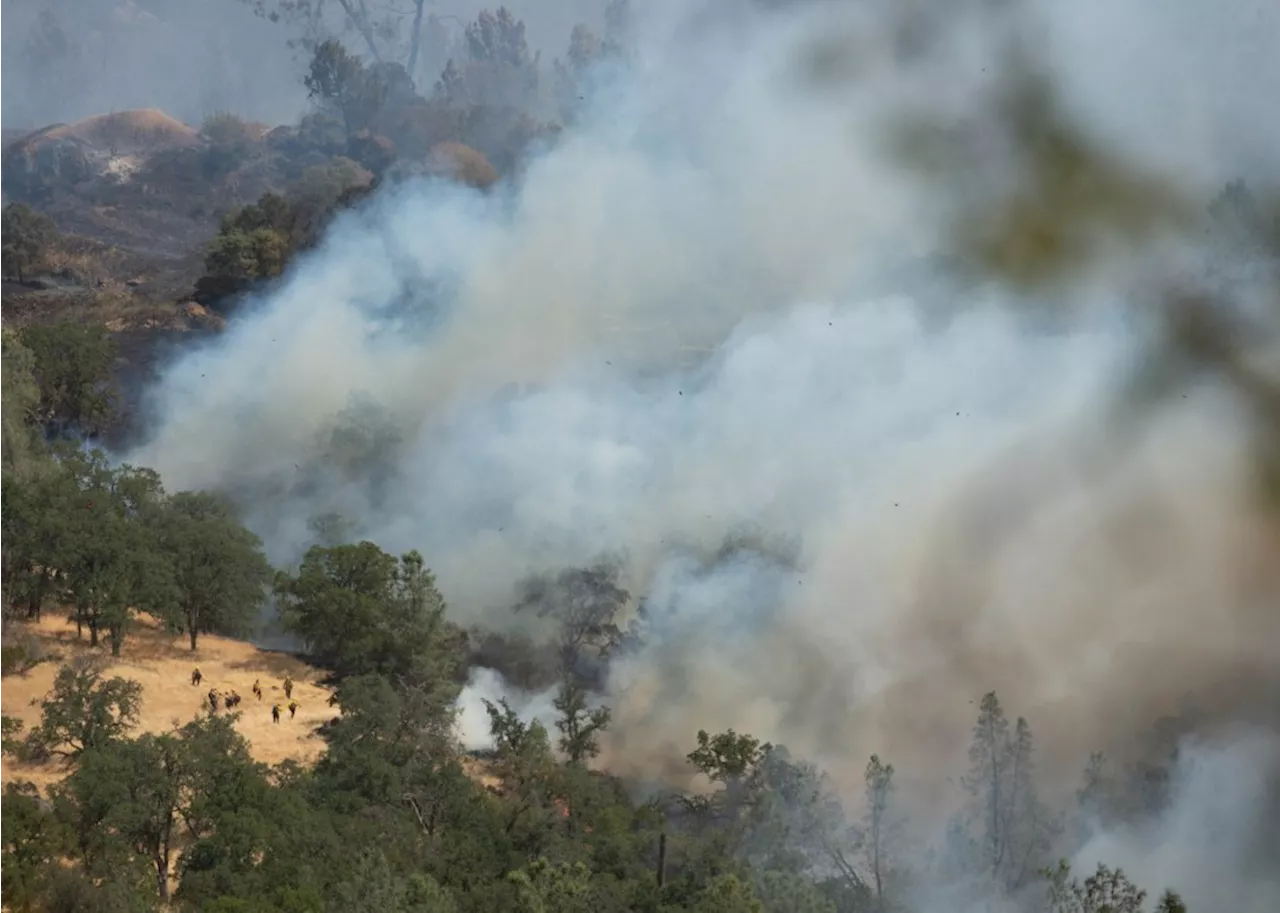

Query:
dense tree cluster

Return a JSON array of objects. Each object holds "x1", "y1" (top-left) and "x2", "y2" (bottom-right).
[
  {"x1": 3, "y1": 6, "x2": 628, "y2": 312},
  {"x1": 194, "y1": 169, "x2": 374, "y2": 308},
  {"x1": 2, "y1": 629, "x2": 1194, "y2": 913},
  {"x1": 1, "y1": 339, "x2": 272, "y2": 653}
]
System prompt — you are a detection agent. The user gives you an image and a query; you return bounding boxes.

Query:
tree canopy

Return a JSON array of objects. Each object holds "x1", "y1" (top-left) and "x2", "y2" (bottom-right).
[{"x1": 155, "y1": 491, "x2": 273, "y2": 651}]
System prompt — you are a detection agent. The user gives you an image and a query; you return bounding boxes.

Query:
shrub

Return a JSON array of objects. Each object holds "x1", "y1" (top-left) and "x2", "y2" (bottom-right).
[
  {"x1": 1, "y1": 203, "x2": 55, "y2": 282},
  {"x1": 194, "y1": 180, "x2": 376, "y2": 310},
  {"x1": 428, "y1": 141, "x2": 498, "y2": 189},
  {"x1": 289, "y1": 157, "x2": 372, "y2": 221},
  {"x1": 200, "y1": 111, "x2": 259, "y2": 174},
  {"x1": 0, "y1": 631, "x2": 50, "y2": 677}
]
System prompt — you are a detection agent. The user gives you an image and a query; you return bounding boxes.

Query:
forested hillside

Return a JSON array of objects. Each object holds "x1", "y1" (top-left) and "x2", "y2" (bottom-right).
[
  {"x1": 0, "y1": 272, "x2": 1228, "y2": 913},
  {"x1": 3, "y1": 1, "x2": 1279, "y2": 912}
]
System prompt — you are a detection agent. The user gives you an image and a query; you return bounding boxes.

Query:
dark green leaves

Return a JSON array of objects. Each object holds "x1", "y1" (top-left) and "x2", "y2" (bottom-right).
[
  {"x1": 17, "y1": 323, "x2": 117, "y2": 439},
  {"x1": 22, "y1": 659, "x2": 142, "y2": 761},
  {"x1": 156, "y1": 491, "x2": 272, "y2": 651},
  {"x1": 275, "y1": 543, "x2": 461, "y2": 682}
]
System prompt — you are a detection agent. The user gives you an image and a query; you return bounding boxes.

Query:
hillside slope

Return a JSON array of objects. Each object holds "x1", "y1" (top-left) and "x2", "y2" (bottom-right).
[{"x1": 2, "y1": 614, "x2": 337, "y2": 791}]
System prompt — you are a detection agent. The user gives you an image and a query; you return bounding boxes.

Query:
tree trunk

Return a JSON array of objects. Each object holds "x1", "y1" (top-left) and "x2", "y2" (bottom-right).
[
  {"x1": 872, "y1": 834, "x2": 882, "y2": 909},
  {"x1": 26, "y1": 568, "x2": 48, "y2": 621},
  {"x1": 336, "y1": 0, "x2": 385, "y2": 62},
  {"x1": 27, "y1": 589, "x2": 41, "y2": 621},
  {"x1": 187, "y1": 607, "x2": 199, "y2": 651},
  {"x1": 406, "y1": 0, "x2": 427, "y2": 83},
  {"x1": 88, "y1": 619, "x2": 98, "y2": 647},
  {"x1": 154, "y1": 854, "x2": 169, "y2": 902}
]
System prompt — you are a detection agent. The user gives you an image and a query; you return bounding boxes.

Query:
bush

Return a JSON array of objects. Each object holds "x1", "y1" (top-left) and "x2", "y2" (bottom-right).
[
  {"x1": 1, "y1": 203, "x2": 55, "y2": 282},
  {"x1": 194, "y1": 181, "x2": 375, "y2": 309},
  {"x1": 200, "y1": 111, "x2": 255, "y2": 148},
  {"x1": 345, "y1": 130, "x2": 397, "y2": 175},
  {"x1": 296, "y1": 112, "x2": 348, "y2": 155},
  {"x1": 427, "y1": 141, "x2": 498, "y2": 189},
  {"x1": 200, "y1": 111, "x2": 259, "y2": 174},
  {"x1": 0, "y1": 632, "x2": 50, "y2": 677},
  {"x1": 205, "y1": 227, "x2": 290, "y2": 280},
  {"x1": 195, "y1": 223, "x2": 290, "y2": 308},
  {"x1": 289, "y1": 157, "x2": 372, "y2": 218}
]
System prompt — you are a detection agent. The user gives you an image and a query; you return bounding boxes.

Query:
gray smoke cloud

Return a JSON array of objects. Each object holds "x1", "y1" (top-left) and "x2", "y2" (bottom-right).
[{"x1": 125, "y1": 0, "x2": 1280, "y2": 902}]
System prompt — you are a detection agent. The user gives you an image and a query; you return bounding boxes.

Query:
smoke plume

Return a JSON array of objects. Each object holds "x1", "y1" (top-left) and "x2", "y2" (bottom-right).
[
  {"x1": 456, "y1": 666, "x2": 558, "y2": 752},
  {"x1": 127, "y1": 0, "x2": 1280, "y2": 902}
]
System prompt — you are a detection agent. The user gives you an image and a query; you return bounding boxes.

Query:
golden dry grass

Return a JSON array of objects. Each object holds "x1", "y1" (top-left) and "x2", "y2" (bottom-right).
[
  {"x1": 1, "y1": 614, "x2": 336, "y2": 792},
  {"x1": 38, "y1": 236, "x2": 130, "y2": 287},
  {"x1": 39, "y1": 109, "x2": 200, "y2": 154}
]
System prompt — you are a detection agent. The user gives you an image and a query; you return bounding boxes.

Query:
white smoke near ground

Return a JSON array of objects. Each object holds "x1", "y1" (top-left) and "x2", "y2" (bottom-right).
[
  {"x1": 125, "y1": 0, "x2": 1280, "y2": 904},
  {"x1": 455, "y1": 666, "x2": 559, "y2": 752},
  {"x1": 1070, "y1": 729, "x2": 1280, "y2": 913}
]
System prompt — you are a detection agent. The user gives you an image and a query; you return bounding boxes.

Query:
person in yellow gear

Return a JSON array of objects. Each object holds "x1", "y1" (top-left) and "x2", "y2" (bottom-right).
[
  {"x1": 288, "y1": 699, "x2": 299, "y2": 720},
  {"x1": 191, "y1": 667, "x2": 202, "y2": 686},
  {"x1": 271, "y1": 704, "x2": 281, "y2": 724},
  {"x1": 252, "y1": 679, "x2": 263, "y2": 700},
  {"x1": 283, "y1": 676, "x2": 294, "y2": 700}
]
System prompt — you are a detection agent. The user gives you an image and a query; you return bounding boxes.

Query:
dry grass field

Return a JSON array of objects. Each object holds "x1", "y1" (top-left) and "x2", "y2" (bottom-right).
[{"x1": 1, "y1": 614, "x2": 337, "y2": 792}]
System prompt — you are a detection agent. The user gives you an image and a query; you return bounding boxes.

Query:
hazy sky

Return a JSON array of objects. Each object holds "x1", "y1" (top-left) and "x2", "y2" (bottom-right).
[{"x1": 1, "y1": 0, "x2": 609, "y2": 129}]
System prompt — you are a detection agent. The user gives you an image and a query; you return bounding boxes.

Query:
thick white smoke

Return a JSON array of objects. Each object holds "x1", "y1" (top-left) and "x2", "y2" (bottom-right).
[
  {"x1": 127, "y1": 0, "x2": 1280, "y2": 902},
  {"x1": 456, "y1": 666, "x2": 559, "y2": 752}
]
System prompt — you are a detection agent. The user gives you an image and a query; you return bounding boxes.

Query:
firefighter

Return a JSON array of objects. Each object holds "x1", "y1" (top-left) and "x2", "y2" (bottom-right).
[
  {"x1": 208, "y1": 689, "x2": 219, "y2": 713},
  {"x1": 271, "y1": 704, "x2": 281, "y2": 724},
  {"x1": 252, "y1": 679, "x2": 263, "y2": 701},
  {"x1": 288, "y1": 699, "x2": 299, "y2": 720},
  {"x1": 283, "y1": 675, "x2": 294, "y2": 700},
  {"x1": 191, "y1": 667, "x2": 202, "y2": 687}
]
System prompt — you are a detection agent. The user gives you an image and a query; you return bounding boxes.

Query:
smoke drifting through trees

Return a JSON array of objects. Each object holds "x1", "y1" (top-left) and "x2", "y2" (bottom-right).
[{"x1": 124, "y1": 0, "x2": 1278, "y2": 908}]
